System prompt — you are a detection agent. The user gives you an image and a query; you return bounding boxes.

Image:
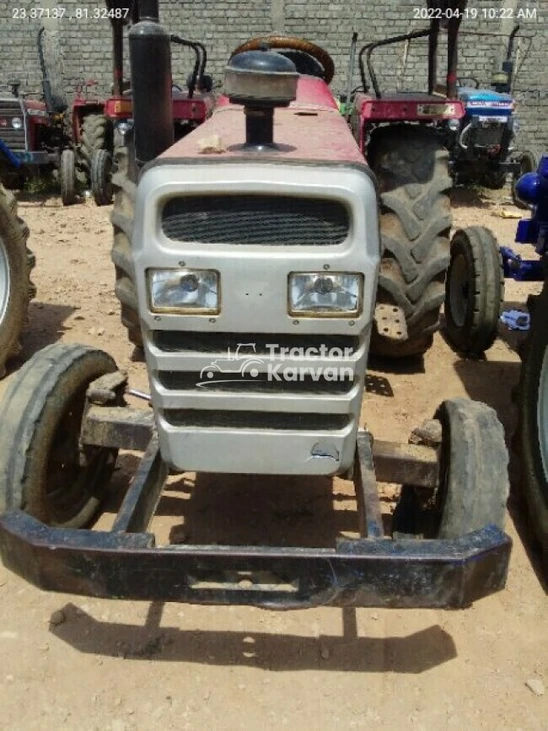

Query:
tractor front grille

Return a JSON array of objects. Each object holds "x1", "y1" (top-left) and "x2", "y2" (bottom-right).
[
  {"x1": 473, "y1": 121, "x2": 506, "y2": 149},
  {"x1": 161, "y1": 195, "x2": 350, "y2": 246},
  {"x1": 153, "y1": 331, "x2": 359, "y2": 355},
  {"x1": 0, "y1": 101, "x2": 25, "y2": 149},
  {"x1": 163, "y1": 410, "x2": 350, "y2": 430}
]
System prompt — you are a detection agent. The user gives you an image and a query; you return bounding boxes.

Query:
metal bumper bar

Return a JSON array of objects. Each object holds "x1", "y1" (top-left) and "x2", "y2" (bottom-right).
[{"x1": 0, "y1": 413, "x2": 511, "y2": 609}]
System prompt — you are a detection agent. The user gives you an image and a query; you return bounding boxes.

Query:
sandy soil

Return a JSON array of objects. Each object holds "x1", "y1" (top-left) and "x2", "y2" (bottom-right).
[{"x1": 0, "y1": 185, "x2": 546, "y2": 731}]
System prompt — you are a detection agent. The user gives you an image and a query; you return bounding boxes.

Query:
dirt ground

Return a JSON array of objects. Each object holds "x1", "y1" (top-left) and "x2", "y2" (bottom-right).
[{"x1": 0, "y1": 185, "x2": 547, "y2": 730}]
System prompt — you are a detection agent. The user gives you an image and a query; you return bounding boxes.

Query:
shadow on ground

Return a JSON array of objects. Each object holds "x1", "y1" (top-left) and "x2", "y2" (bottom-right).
[{"x1": 50, "y1": 602, "x2": 457, "y2": 672}]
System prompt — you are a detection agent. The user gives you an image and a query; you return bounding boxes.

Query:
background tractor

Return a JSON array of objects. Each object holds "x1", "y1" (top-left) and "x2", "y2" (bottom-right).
[
  {"x1": 0, "y1": 28, "x2": 75, "y2": 204},
  {"x1": 443, "y1": 156, "x2": 548, "y2": 573},
  {"x1": 347, "y1": 2, "x2": 466, "y2": 358},
  {"x1": 0, "y1": 1, "x2": 511, "y2": 610},
  {"x1": 75, "y1": 0, "x2": 215, "y2": 206},
  {"x1": 445, "y1": 24, "x2": 537, "y2": 201}
]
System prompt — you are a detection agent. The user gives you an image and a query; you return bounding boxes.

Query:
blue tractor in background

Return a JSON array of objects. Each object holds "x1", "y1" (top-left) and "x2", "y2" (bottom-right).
[
  {"x1": 444, "y1": 156, "x2": 548, "y2": 573},
  {"x1": 447, "y1": 25, "x2": 537, "y2": 205}
]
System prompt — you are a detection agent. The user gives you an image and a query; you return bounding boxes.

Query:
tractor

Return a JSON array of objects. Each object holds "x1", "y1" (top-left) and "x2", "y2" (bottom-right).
[
  {"x1": 346, "y1": 6, "x2": 467, "y2": 358},
  {"x1": 0, "y1": 28, "x2": 75, "y2": 204},
  {"x1": 79, "y1": 0, "x2": 215, "y2": 206},
  {"x1": 0, "y1": 1, "x2": 511, "y2": 610},
  {"x1": 443, "y1": 156, "x2": 548, "y2": 573},
  {"x1": 444, "y1": 24, "x2": 537, "y2": 202}
]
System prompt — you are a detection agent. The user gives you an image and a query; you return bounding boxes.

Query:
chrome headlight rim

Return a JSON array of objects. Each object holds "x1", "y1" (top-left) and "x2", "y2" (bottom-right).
[
  {"x1": 288, "y1": 271, "x2": 364, "y2": 318},
  {"x1": 11, "y1": 117, "x2": 23, "y2": 129},
  {"x1": 147, "y1": 267, "x2": 221, "y2": 315}
]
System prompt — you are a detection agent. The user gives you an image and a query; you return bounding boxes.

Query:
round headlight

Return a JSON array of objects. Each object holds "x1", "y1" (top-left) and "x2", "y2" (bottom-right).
[
  {"x1": 447, "y1": 118, "x2": 460, "y2": 132},
  {"x1": 11, "y1": 117, "x2": 22, "y2": 129}
]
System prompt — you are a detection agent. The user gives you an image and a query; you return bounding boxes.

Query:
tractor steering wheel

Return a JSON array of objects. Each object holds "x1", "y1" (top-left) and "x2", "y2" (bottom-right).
[
  {"x1": 457, "y1": 76, "x2": 480, "y2": 89},
  {"x1": 230, "y1": 35, "x2": 335, "y2": 84}
]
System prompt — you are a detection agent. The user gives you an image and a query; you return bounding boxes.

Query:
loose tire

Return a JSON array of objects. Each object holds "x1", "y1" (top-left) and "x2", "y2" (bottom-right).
[
  {"x1": 91, "y1": 148, "x2": 114, "y2": 206},
  {"x1": 111, "y1": 143, "x2": 141, "y2": 347},
  {"x1": 0, "y1": 183, "x2": 35, "y2": 377},
  {"x1": 80, "y1": 113, "x2": 108, "y2": 177},
  {"x1": 393, "y1": 398, "x2": 509, "y2": 538},
  {"x1": 512, "y1": 150, "x2": 538, "y2": 209},
  {"x1": 368, "y1": 125, "x2": 452, "y2": 358},
  {"x1": 0, "y1": 343, "x2": 118, "y2": 528},
  {"x1": 516, "y1": 276, "x2": 548, "y2": 568},
  {"x1": 444, "y1": 226, "x2": 504, "y2": 356},
  {"x1": 60, "y1": 148, "x2": 76, "y2": 206}
]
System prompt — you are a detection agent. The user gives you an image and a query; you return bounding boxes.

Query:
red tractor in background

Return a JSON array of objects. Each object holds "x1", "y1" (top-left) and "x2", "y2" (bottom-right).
[
  {"x1": 70, "y1": 0, "x2": 215, "y2": 206},
  {"x1": 0, "y1": 28, "x2": 75, "y2": 204}
]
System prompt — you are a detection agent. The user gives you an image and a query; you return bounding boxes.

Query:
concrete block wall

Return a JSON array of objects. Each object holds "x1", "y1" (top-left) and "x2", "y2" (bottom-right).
[{"x1": 0, "y1": 0, "x2": 546, "y2": 154}]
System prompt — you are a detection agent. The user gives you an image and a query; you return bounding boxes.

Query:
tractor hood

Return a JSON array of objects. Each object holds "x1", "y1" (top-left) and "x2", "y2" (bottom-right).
[{"x1": 458, "y1": 87, "x2": 513, "y2": 105}]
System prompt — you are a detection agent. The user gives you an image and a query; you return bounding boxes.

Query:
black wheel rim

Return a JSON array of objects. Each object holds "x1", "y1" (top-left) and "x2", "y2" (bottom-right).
[{"x1": 45, "y1": 388, "x2": 113, "y2": 525}]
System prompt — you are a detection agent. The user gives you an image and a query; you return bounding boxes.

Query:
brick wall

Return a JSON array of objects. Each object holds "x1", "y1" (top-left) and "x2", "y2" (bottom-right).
[{"x1": 0, "y1": 0, "x2": 546, "y2": 154}]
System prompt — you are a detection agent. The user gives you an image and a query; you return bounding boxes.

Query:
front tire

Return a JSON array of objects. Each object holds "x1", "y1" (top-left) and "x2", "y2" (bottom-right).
[
  {"x1": 368, "y1": 125, "x2": 452, "y2": 358},
  {"x1": 444, "y1": 227, "x2": 504, "y2": 357},
  {"x1": 393, "y1": 399, "x2": 509, "y2": 538},
  {"x1": 517, "y1": 275, "x2": 548, "y2": 568},
  {"x1": 0, "y1": 343, "x2": 118, "y2": 527},
  {"x1": 60, "y1": 148, "x2": 76, "y2": 206},
  {"x1": 91, "y1": 148, "x2": 114, "y2": 206}
]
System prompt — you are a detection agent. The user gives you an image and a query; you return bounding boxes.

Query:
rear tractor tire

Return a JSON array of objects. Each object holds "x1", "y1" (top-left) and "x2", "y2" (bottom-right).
[
  {"x1": 91, "y1": 148, "x2": 114, "y2": 206},
  {"x1": 80, "y1": 113, "x2": 108, "y2": 178},
  {"x1": 110, "y1": 143, "x2": 142, "y2": 347},
  {"x1": 368, "y1": 125, "x2": 453, "y2": 358},
  {"x1": 444, "y1": 226, "x2": 504, "y2": 357},
  {"x1": 0, "y1": 343, "x2": 119, "y2": 528},
  {"x1": 393, "y1": 398, "x2": 509, "y2": 539},
  {"x1": 0, "y1": 183, "x2": 35, "y2": 377}
]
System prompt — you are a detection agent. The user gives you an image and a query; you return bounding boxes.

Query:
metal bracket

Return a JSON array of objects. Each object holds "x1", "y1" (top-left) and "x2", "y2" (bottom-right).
[{"x1": 374, "y1": 304, "x2": 408, "y2": 341}]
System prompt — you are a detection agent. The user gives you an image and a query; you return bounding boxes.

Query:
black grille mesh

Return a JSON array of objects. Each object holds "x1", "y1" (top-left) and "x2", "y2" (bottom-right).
[
  {"x1": 0, "y1": 102, "x2": 25, "y2": 148},
  {"x1": 162, "y1": 195, "x2": 349, "y2": 246}
]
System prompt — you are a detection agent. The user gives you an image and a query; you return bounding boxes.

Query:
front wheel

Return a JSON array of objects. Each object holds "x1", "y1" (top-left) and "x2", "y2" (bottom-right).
[
  {"x1": 0, "y1": 343, "x2": 119, "y2": 527},
  {"x1": 393, "y1": 398, "x2": 509, "y2": 538},
  {"x1": 444, "y1": 227, "x2": 504, "y2": 357},
  {"x1": 91, "y1": 148, "x2": 114, "y2": 206},
  {"x1": 517, "y1": 277, "x2": 548, "y2": 569},
  {"x1": 60, "y1": 148, "x2": 77, "y2": 206}
]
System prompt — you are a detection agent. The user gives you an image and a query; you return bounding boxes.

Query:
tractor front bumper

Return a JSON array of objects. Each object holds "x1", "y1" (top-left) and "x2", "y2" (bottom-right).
[
  {"x1": 0, "y1": 404, "x2": 511, "y2": 609},
  {"x1": 0, "y1": 509, "x2": 510, "y2": 609}
]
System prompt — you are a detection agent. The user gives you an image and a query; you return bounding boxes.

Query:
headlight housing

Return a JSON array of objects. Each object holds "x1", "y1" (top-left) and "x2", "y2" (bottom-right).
[
  {"x1": 148, "y1": 268, "x2": 220, "y2": 314},
  {"x1": 11, "y1": 117, "x2": 22, "y2": 129},
  {"x1": 288, "y1": 272, "x2": 363, "y2": 317}
]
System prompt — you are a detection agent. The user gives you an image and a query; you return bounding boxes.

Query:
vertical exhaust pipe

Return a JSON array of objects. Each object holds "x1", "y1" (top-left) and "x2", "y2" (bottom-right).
[{"x1": 129, "y1": 2, "x2": 173, "y2": 165}]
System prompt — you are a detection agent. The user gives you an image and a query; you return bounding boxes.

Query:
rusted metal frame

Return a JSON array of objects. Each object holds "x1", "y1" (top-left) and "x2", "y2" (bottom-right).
[
  {"x1": 372, "y1": 439, "x2": 439, "y2": 488},
  {"x1": 112, "y1": 434, "x2": 168, "y2": 533},
  {"x1": 446, "y1": 9, "x2": 465, "y2": 99},
  {"x1": 354, "y1": 432, "x2": 383, "y2": 538},
  {"x1": 0, "y1": 511, "x2": 511, "y2": 608},
  {"x1": 428, "y1": 18, "x2": 440, "y2": 95},
  {"x1": 81, "y1": 405, "x2": 154, "y2": 451}
]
